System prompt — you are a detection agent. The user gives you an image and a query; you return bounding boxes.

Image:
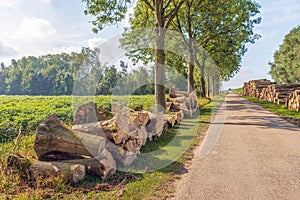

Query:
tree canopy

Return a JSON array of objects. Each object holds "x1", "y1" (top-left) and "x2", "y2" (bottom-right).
[
  {"x1": 269, "y1": 25, "x2": 300, "y2": 84},
  {"x1": 120, "y1": 0, "x2": 261, "y2": 96},
  {"x1": 0, "y1": 48, "x2": 155, "y2": 96}
]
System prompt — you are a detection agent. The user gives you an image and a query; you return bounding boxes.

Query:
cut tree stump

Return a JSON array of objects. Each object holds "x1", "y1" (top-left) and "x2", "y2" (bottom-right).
[
  {"x1": 30, "y1": 161, "x2": 85, "y2": 184},
  {"x1": 165, "y1": 114, "x2": 176, "y2": 128},
  {"x1": 72, "y1": 122, "x2": 114, "y2": 139},
  {"x1": 167, "y1": 97, "x2": 187, "y2": 103},
  {"x1": 166, "y1": 102, "x2": 181, "y2": 112},
  {"x1": 34, "y1": 115, "x2": 116, "y2": 177},
  {"x1": 146, "y1": 112, "x2": 164, "y2": 139},
  {"x1": 132, "y1": 111, "x2": 149, "y2": 127},
  {"x1": 73, "y1": 102, "x2": 99, "y2": 125},
  {"x1": 35, "y1": 115, "x2": 107, "y2": 159},
  {"x1": 169, "y1": 88, "x2": 189, "y2": 98}
]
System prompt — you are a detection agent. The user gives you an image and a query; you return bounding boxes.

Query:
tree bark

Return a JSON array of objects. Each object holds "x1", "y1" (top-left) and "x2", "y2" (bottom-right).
[
  {"x1": 195, "y1": 55, "x2": 206, "y2": 98},
  {"x1": 63, "y1": 158, "x2": 115, "y2": 180},
  {"x1": 188, "y1": 45, "x2": 195, "y2": 93},
  {"x1": 35, "y1": 116, "x2": 117, "y2": 177},
  {"x1": 34, "y1": 115, "x2": 107, "y2": 159},
  {"x1": 30, "y1": 161, "x2": 85, "y2": 184},
  {"x1": 207, "y1": 70, "x2": 210, "y2": 98},
  {"x1": 155, "y1": 27, "x2": 166, "y2": 113}
]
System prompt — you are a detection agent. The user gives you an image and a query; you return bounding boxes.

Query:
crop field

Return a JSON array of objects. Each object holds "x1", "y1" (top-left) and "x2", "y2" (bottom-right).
[{"x1": 0, "y1": 95, "x2": 155, "y2": 143}]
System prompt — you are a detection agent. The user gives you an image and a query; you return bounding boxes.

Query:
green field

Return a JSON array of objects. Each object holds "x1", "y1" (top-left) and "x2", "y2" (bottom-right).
[
  {"x1": 0, "y1": 95, "x2": 223, "y2": 199},
  {"x1": 0, "y1": 95, "x2": 156, "y2": 143}
]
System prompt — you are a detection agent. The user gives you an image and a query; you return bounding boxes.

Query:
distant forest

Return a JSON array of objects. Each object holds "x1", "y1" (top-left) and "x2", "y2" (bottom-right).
[{"x1": 0, "y1": 47, "x2": 187, "y2": 96}]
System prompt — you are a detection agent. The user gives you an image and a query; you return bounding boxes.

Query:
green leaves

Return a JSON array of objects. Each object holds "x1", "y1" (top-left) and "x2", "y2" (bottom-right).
[
  {"x1": 269, "y1": 25, "x2": 300, "y2": 84},
  {"x1": 82, "y1": 0, "x2": 132, "y2": 32}
]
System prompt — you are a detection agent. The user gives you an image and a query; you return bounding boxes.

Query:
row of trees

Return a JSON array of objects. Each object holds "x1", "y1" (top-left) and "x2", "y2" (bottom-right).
[
  {"x1": 82, "y1": 0, "x2": 261, "y2": 111},
  {"x1": 0, "y1": 48, "x2": 193, "y2": 96},
  {"x1": 269, "y1": 25, "x2": 300, "y2": 84},
  {"x1": 0, "y1": 48, "x2": 93, "y2": 95}
]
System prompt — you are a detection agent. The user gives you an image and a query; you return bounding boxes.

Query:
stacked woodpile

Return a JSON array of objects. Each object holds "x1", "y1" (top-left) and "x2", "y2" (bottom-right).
[
  {"x1": 8, "y1": 89, "x2": 199, "y2": 183},
  {"x1": 243, "y1": 79, "x2": 300, "y2": 112},
  {"x1": 167, "y1": 88, "x2": 198, "y2": 118},
  {"x1": 243, "y1": 79, "x2": 273, "y2": 98},
  {"x1": 285, "y1": 90, "x2": 300, "y2": 112},
  {"x1": 258, "y1": 84, "x2": 300, "y2": 104}
]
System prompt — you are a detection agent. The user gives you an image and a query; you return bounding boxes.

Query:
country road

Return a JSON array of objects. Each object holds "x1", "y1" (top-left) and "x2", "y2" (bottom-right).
[{"x1": 171, "y1": 93, "x2": 300, "y2": 200}]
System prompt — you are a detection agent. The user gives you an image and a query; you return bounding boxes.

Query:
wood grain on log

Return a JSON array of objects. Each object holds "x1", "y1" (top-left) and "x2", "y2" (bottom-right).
[
  {"x1": 30, "y1": 161, "x2": 85, "y2": 184},
  {"x1": 35, "y1": 115, "x2": 107, "y2": 159}
]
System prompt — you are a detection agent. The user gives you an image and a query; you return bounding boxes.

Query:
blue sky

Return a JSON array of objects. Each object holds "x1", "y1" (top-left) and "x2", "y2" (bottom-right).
[{"x1": 0, "y1": 0, "x2": 299, "y2": 89}]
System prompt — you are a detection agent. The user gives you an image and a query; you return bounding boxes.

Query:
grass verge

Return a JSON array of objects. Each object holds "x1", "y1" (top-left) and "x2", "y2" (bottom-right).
[
  {"x1": 0, "y1": 96, "x2": 224, "y2": 199},
  {"x1": 232, "y1": 88, "x2": 300, "y2": 124}
]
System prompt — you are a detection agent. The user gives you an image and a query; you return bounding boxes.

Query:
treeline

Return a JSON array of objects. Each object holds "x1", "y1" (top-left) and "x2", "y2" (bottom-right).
[
  {"x1": 0, "y1": 47, "x2": 189, "y2": 96},
  {"x1": 269, "y1": 25, "x2": 300, "y2": 84}
]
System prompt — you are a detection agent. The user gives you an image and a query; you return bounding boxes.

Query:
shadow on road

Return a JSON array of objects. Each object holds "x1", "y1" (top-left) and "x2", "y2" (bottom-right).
[{"x1": 223, "y1": 95, "x2": 300, "y2": 132}]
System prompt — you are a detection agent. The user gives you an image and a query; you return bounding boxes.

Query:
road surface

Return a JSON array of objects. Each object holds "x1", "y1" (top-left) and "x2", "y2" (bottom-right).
[{"x1": 171, "y1": 93, "x2": 300, "y2": 200}]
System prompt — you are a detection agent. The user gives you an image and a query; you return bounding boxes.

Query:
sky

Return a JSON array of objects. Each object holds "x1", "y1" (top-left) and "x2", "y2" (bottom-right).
[{"x1": 0, "y1": 0, "x2": 300, "y2": 89}]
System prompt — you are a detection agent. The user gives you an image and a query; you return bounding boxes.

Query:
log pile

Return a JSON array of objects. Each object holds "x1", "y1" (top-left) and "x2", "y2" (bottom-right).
[
  {"x1": 243, "y1": 79, "x2": 273, "y2": 98},
  {"x1": 13, "y1": 89, "x2": 199, "y2": 183},
  {"x1": 243, "y1": 79, "x2": 300, "y2": 112},
  {"x1": 285, "y1": 90, "x2": 300, "y2": 112},
  {"x1": 258, "y1": 84, "x2": 300, "y2": 104},
  {"x1": 167, "y1": 88, "x2": 198, "y2": 117}
]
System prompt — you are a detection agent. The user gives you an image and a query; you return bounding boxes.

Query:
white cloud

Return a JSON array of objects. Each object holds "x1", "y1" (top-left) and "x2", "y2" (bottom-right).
[
  {"x1": 40, "y1": 0, "x2": 51, "y2": 3},
  {"x1": 44, "y1": 46, "x2": 82, "y2": 55},
  {"x1": 0, "y1": 40, "x2": 17, "y2": 56},
  {"x1": 88, "y1": 37, "x2": 106, "y2": 49},
  {"x1": 16, "y1": 17, "x2": 57, "y2": 39},
  {"x1": 0, "y1": 0, "x2": 18, "y2": 9}
]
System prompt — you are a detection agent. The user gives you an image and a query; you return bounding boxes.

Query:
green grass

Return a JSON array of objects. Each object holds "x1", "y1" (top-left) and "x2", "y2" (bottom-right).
[
  {"x1": 231, "y1": 88, "x2": 300, "y2": 119},
  {"x1": 243, "y1": 96, "x2": 300, "y2": 119},
  {"x1": 0, "y1": 95, "x2": 224, "y2": 199},
  {"x1": 231, "y1": 88, "x2": 243, "y2": 95}
]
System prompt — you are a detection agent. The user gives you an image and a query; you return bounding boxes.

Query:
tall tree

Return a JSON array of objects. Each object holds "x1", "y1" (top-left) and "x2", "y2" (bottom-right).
[
  {"x1": 82, "y1": 0, "x2": 185, "y2": 112},
  {"x1": 269, "y1": 25, "x2": 300, "y2": 84},
  {"x1": 120, "y1": 0, "x2": 261, "y2": 97},
  {"x1": 0, "y1": 63, "x2": 8, "y2": 94},
  {"x1": 173, "y1": 0, "x2": 261, "y2": 96}
]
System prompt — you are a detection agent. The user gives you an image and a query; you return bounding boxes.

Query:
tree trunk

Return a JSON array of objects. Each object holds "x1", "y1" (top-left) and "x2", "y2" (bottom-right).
[
  {"x1": 34, "y1": 115, "x2": 116, "y2": 176},
  {"x1": 188, "y1": 45, "x2": 195, "y2": 93},
  {"x1": 34, "y1": 115, "x2": 107, "y2": 159},
  {"x1": 207, "y1": 70, "x2": 210, "y2": 98},
  {"x1": 30, "y1": 161, "x2": 85, "y2": 184},
  {"x1": 212, "y1": 76, "x2": 216, "y2": 96},
  {"x1": 195, "y1": 55, "x2": 206, "y2": 98},
  {"x1": 155, "y1": 27, "x2": 166, "y2": 113},
  {"x1": 63, "y1": 158, "x2": 114, "y2": 180}
]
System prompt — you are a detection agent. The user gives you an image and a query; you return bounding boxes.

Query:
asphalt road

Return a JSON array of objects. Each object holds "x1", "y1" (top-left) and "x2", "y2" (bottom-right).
[{"x1": 171, "y1": 93, "x2": 300, "y2": 200}]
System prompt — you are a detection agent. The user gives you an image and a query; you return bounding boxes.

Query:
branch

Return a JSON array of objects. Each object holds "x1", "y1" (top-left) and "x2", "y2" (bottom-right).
[
  {"x1": 141, "y1": 0, "x2": 154, "y2": 12},
  {"x1": 164, "y1": 0, "x2": 172, "y2": 10},
  {"x1": 175, "y1": 14, "x2": 189, "y2": 47},
  {"x1": 164, "y1": 0, "x2": 185, "y2": 28}
]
